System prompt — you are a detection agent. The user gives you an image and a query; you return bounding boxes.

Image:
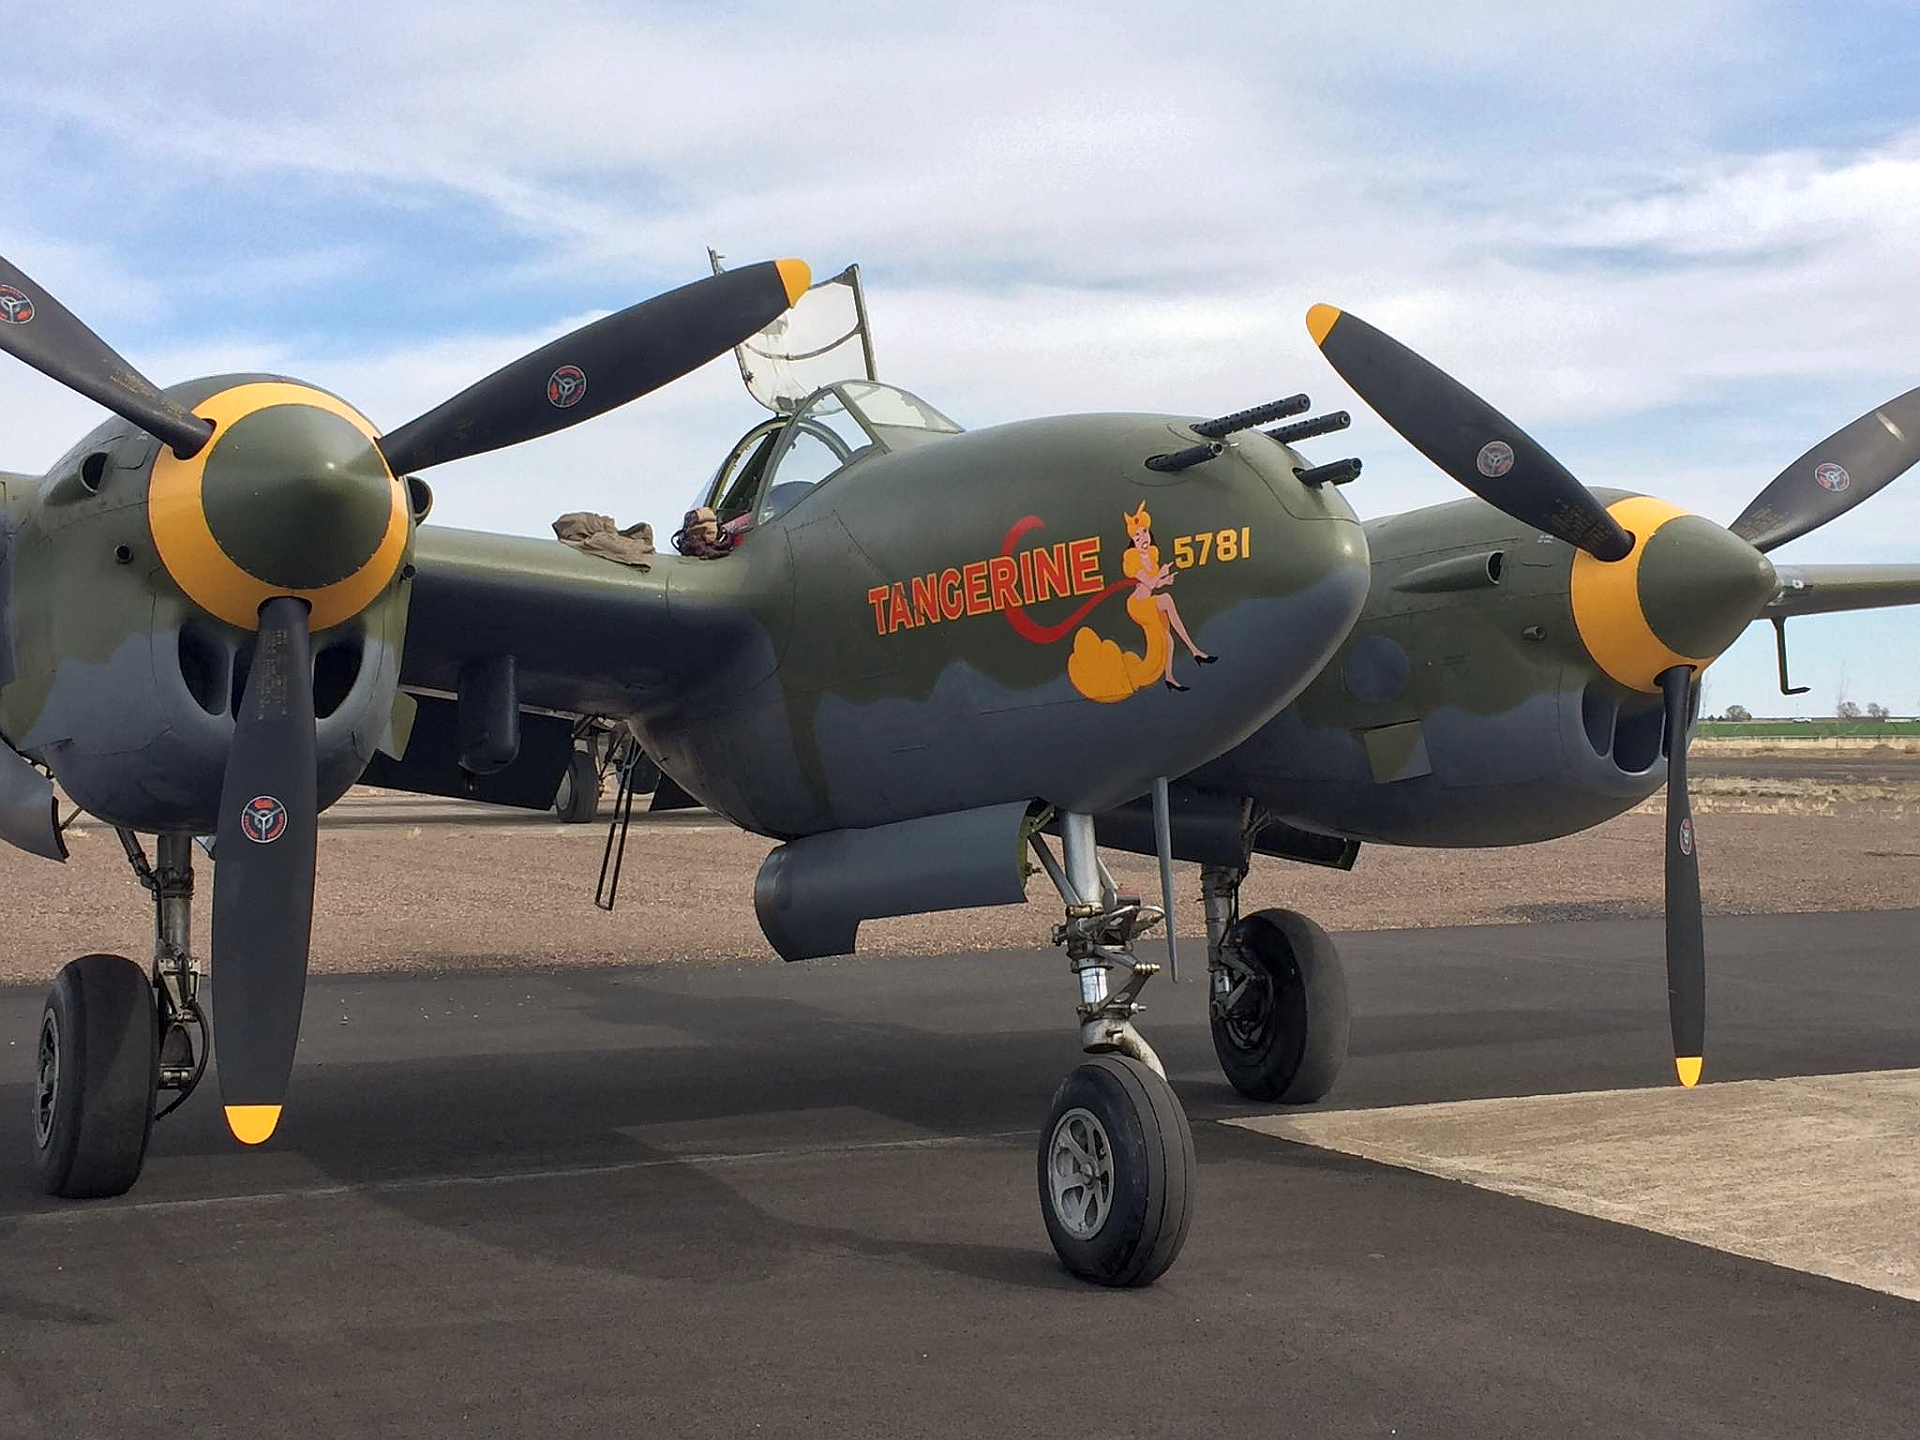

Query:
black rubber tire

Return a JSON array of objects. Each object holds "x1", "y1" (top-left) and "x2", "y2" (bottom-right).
[
  {"x1": 29, "y1": 954, "x2": 158, "y2": 1199},
  {"x1": 1210, "y1": 908, "x2": 1349, "y2": 1104},
  {"x1": 1037, "y1": 1055, "x2": 1195, "y2": 1287},
  {"x1": 553, "y1": 748, "x2": 601, "y2": 824},
  {"x1": 626, "y1": 753, "x2": 661, "y2": 795}
]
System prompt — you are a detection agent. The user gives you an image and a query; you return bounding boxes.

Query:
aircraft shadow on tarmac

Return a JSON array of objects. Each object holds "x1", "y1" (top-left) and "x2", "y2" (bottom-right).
[
  {"x1": 0, "y1": 972, "x2": 1106, "y2": 1291},
  {"x1": 3, "y1": 912, "x2": 1917, "y2": 1291}
]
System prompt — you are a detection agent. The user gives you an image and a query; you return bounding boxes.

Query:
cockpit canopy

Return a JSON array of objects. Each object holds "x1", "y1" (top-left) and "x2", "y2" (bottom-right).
[{"x1": 697, "y1": 380, "x2": 962, "y2": 532}]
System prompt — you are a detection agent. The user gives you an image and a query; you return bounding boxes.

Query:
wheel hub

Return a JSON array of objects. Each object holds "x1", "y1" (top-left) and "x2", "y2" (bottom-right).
[
  {"x1": 1046, "y1": 1106, "x2": 1114, "y2": 1240},
  {"x1": 33, "y1": 1011, "x2": 59, "y2": 1150},
  {"x1": 1216, "y1": 958, "x2": 1273, "y2": 1052}
]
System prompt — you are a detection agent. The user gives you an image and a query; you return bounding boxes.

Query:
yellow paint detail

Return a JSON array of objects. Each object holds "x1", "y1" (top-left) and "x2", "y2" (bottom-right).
[
  {"x1": 224, "y1": 1104, "x2": 282, "y2": 1145},
  {"x1": 147, "y1": 381, "x2": 409, "y2": 632},
  {"x1": 1675, "y1": 1056, "x2": 1703, "y2": 1088},
  {"x1": 1305, "y1": 304, "x2": 1342, "y2": 346},
  {"x1": 1569, "y1": 495, "x2": 1711, "y2": 693},
  {"x1": 775, "y1": 259, "x2": 812, "y2": 307}
]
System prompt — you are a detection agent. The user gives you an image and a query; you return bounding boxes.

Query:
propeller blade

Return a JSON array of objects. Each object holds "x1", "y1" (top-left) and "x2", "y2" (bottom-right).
[
  {"x1": 1305, "y1": 305, "x2": 1634, "y2": 561},
  {"x1": 378, "y1": 259, "x2": 811, "y2": 475},
  {"x1": 0, "y1": 254, "x2": 213, "y2": 458},
  {"x1": 1659, "y1": 665, "x2": 1705, "y2": 1087},
  {"x1": 1728, "y1": 386, "x2": 1920, "y2": 553},
  {"x1": 211, "y1": 596, "x2": 318, "y2": 1144}
]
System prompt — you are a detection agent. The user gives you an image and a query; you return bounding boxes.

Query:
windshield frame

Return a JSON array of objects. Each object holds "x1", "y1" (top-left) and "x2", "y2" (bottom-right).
[
  {"x1": 697, "y1": 381, "x2": 964, "y2": 537},
  {"x1": 756, "y1": 381, "x2": 960, "y2": 508},
  {"x1": 702, "y1": 417, "x2": 787, "y2": 524}
]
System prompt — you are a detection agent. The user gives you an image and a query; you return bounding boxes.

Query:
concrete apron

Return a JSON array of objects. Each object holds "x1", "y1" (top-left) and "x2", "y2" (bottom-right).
[{"x1": 1231, "y1": 1068, "x2": 1920, "y2": 1302}]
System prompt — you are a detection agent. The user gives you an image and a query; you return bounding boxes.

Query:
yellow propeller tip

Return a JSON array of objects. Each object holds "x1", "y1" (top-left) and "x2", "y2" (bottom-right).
[
  {"x1": 775, "y1": 259, "x2": 812, "y2": 307},
  {"x1": 1675, "y1": 1056, "x2": 1703, "y2": 1088},
  {"x1": 224, "y1": 1104, "x2": 283, "y2": 1145},
  {"x1": 1305, "y1": 304, "x2": 1342, "y2": 346}
]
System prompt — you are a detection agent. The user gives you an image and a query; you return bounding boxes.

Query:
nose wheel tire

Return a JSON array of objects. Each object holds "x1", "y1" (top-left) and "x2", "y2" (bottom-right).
[
  {"x1": 29, "y1": 954, "x2": 159, "y2": 1199},
  {"x1": 1038, "y1": 1055, "x2": 1194, "y2": 1287},
  {"x1": 1210, "y1": 908, "x2": 1349, "y2": 1104}
]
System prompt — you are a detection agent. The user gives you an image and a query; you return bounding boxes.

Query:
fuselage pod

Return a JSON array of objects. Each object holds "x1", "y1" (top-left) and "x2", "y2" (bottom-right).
[{"x1": 635, "y1": 394, "x2": 1372, "y2": 837}]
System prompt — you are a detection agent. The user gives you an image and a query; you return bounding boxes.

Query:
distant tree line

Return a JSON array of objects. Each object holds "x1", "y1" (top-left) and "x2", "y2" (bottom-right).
[{"x1": 1710, "y1": 701, "x2": 1902, "y2": 722}]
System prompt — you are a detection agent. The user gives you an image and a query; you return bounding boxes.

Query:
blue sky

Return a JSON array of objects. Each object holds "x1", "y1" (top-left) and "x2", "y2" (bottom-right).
[{"x1": 2, "y1": 0, "x2": 1917, "y2": 712}]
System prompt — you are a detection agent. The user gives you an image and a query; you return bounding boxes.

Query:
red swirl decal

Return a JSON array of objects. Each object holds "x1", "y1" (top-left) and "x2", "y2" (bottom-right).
[{"x1": 998, "y1": 514, "x2": 1126, "y2": 645}]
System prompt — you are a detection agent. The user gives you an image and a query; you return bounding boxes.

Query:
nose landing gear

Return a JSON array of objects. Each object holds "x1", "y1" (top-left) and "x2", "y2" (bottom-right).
[
  {"x1": 1029, "y1": 813, "x2": 1196, "y2": 1287},
  {"x1": 1038, "y1": 1054, "x2": 1193, "y2": 1287}
]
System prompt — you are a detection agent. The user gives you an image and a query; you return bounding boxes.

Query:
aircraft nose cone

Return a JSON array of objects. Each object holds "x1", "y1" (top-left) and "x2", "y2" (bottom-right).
[
  {"x1": 200, "y1": 403, "x2": 397, "y2": 590},
  {"x1": 1638, "y1": 515, "x2": 1778, "y2": 663}
]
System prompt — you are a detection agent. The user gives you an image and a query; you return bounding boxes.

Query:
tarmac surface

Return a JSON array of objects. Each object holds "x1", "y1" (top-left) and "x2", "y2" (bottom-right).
[{"x1": 2, "y1": 911, "x2": 1917, "y2": 1438}]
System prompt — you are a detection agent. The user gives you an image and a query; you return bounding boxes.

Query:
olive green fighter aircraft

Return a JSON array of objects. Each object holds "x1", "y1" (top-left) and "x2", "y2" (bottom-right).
[
  {"x1": 0, "y1": 247, "x2": 1376, "y2": 1284},
  {"x1": 5, "y1": 247, "x2": 1919, "y2": 1294}
]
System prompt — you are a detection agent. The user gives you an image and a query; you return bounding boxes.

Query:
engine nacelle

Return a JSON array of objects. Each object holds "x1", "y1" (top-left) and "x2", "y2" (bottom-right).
[
  {"x1": 1201, "y1": 678, "x2": 1671, "y2": 849},
  {"x1": 0, "y1": 413, "x2": 410, "y2": 837}
]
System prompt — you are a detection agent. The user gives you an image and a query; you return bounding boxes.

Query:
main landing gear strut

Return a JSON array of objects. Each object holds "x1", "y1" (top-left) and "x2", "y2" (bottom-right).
[
  {"x1": 30, "y1": 833, "x2": 207, "y2": 1198},
  {"x1": 1029, "y1": 813, "x2": 1195, "y2": 1287},
  {"x1": 1201, "y1": 862, "x2": 1350, "y2": 1105}
]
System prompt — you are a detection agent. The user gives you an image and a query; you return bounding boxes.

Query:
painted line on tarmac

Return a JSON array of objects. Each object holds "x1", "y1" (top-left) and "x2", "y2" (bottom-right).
[
  {"x1": 1231, "y1": 1068, "x2": 1920, "y2": 1303},
  {"x1": 3, "y1": 1128, "x2": 1030, "y2": 1225}
]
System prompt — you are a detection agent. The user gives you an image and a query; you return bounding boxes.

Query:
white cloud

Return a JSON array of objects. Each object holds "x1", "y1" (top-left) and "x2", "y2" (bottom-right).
[{"x1": 2, "y1": 0, "x2": 1917, "y2": 711}]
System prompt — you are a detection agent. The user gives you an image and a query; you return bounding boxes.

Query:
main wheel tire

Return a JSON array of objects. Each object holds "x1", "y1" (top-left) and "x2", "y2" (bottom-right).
[
  {"x1": 553, "y1": 748, "x2": 601, "y2": 824},
  {"x1": 626, "y1": 753, "x2": 661, "y2": 795},
  {"x1": 1038, "y1": 1055, "x2": 1195, "y2": 1287},
  {"x1": 30, "y1": 954, "x2": 158, "y2": 1199},
  {"x1": 1210, "y1": 908, "x2": 1349, "y2": 1104}
]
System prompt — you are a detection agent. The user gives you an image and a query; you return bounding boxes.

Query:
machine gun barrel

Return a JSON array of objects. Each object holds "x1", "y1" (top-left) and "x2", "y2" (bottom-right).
[
  {"x1": 1266, "y1": 410, "x2": 1351, "y2": 445},
  {"x1": 1145, "y1": 441, "x2": 1227, "y2": 473},
  {"x1": 1191, "y1": 395, "x2": 1310, "y2": 439},
  {"x1": 1293, "y1": 457, "x2": 1363, "y2": 488}
]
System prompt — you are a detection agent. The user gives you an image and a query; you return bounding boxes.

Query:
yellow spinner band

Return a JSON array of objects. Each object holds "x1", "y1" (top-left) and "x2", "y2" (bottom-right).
[
  {"x1": 148, "y1": 381, "x2": 409, "y2": 632},
  {"x1": 1569, "y1": 495, "x2": 1712, "y2": 694}
]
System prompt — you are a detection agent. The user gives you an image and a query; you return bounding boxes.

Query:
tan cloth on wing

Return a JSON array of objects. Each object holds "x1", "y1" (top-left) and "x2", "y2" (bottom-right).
[{"x1": 552, "y1": 513, "x2": 655, "y2": 568}]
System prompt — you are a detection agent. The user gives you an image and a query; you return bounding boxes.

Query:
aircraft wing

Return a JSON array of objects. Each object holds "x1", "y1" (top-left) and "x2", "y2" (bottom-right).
[
  {"x1": 1763, "y1": 564, "x2": 1920, "y2": 620},
  {"x1": 399, "y1": 524, "x2": 703, "y2": 718}
]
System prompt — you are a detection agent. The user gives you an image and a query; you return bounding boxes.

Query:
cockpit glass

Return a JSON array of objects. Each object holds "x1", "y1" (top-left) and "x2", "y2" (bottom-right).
[
  {"x1": 837, "y1": 380, "x2": 963, "y2": 437},
  {"x1": 711, "y1": 427, "x2": 779, "y2": 523},
  {"x1": 702, "y1": 382, "x2": 968, "y2": 536},
  {"x1": 785, "y1": 393, "x2": 873, "y2": 479}
]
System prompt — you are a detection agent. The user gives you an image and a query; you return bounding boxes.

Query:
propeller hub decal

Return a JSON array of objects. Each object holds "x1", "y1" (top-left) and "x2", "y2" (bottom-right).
[
  {"x1": 1814, "y1": 462, "x2": 1851, "y2": 493},
  {"x1": 1475, "y1": 441, "x2": 1514, "y2": 478},
  {"x1": 239, "y1": 795, "x2": 289, "y2": 844},
  {"x1": 547, "y1": 365, "x2": 588, "y2": 409},
  {"x1": 0, "y1": 284, "x2": 33, "y2": 325}
]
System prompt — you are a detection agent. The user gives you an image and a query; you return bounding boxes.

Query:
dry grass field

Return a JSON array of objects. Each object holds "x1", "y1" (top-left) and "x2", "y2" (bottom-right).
[{"x1": 4, "y1": 748, "x2": 1914, "y2": 986}]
